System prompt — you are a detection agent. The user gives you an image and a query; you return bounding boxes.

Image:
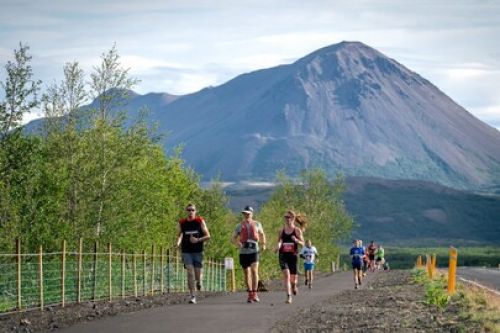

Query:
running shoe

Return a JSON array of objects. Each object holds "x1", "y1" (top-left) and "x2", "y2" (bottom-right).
[
  {"x1": 196, "y1": 281, "x2": 203, "y2": 291},
  {"x1": 286, "y1": 295, "x2": 292, "y2": 304},
  {"x1": 304, "y1": 279, "x2": 308, "y2": 286},
  {"x1": 189, "y1": 295, "x2": 197, "y2": 304},
  {"x1": 354, "y1": 284, "x2": 358, "y2": 290},
  {"x1": 292, "y1": 285, "x2": 298, "y2": 295},
  {"x1": 308, "y1": 284, "x2": 312, "y2": 290},
  {"x1": 252, "y1": 292, "x2": 260, "y2": 303},
  {"x1": 247, "y1": 291, "x2": 253, "y2": 303}
]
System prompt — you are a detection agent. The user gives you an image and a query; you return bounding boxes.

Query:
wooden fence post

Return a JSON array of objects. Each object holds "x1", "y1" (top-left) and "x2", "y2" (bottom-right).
[
  {"x1": 93, "y1": 241, "x2": 98, "y2": 302},
  {"x1": 133, "y1": 252, "x2": 137, "y2": 298},
  {"x1": 108, "y1": 242, "x2": 112, "y2": 301},
  {"x1": 160, "y1": 247, "x2": 164, "y2": 294},
  {"x1": 16, "y1": 238, "x2": 22, "y2": 311},
  {"x1": 77, "y1": 238, "x2": 83, "y2": 303},
  {"x1": 61, "y1": 240, "x2": 66, "y2": 307},
  {"x1": 167, "y1": 249, "x2": 170, "y2": 293},
  {"x1": 121, "y1": 250, "x2": 125, "y2": 300},
  {"x1": 431, "y1": 254, "x2": 437, "y2": 275},
  {"x1": 143, "y1": 250, "x2": 146, "y2": 296},
  {"x1": 151, "y1": 245, "x2": 155, "y2": 295},
  {"x1": 448, "y1": 247, "x2": 458, "y2": 295},
  {"x1": 39, "y1": 244, "x2": 43, "y2": 310}
]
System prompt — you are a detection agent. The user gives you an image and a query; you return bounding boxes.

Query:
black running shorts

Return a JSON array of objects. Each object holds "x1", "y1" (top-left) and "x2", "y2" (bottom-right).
[
  {"x1": 239, "y1": 253, "x2": 259, "y2": 269},
  {"x1": 279, "y1": 252, "x2": 298, "y2": 274}
]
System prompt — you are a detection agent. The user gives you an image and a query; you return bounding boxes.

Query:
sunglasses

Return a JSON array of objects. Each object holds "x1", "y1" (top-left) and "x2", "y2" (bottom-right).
[
  {"x1": 284, "y1": 215, "x2": 293, "y2": 219},
  {"x1": 186, "y1": 209, "x2": 195, "y2": 212}
]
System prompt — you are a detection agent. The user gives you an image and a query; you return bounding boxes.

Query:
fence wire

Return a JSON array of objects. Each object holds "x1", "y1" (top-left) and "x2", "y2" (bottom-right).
[{"x1": 0, "y1": 248, "x2": 227, "y2": 313}]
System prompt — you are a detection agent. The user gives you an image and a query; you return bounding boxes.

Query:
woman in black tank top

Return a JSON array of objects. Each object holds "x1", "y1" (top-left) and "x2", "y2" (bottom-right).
[{"x1": 275, "y1": 210, "x2": 304, "y2": 304}]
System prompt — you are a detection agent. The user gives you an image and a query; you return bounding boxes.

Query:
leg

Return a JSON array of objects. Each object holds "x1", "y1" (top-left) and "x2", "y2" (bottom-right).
[
  {"x1": 194, "y1": 267, "x2": 203, "y2": 290},
  {"x1": 250, "y1": 261, "x2": 260, "y2": 302},
  {"x1": 186, "y1": 265, "x2": 196, "y2": 296}
]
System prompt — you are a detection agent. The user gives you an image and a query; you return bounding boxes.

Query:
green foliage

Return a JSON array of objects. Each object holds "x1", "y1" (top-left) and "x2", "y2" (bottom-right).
[
  {"x1": 0, "y1": 42, "x2": 41, "y2": 138},
  {"x1": 412, "y1": 268, "x2": 449, "y2": 309},
  {"x1": 257, "y1": 169, "x2": 353, "y2": 280},
  {"x1": 0, "y1": 44, "x2": 233, "y2": 256}
]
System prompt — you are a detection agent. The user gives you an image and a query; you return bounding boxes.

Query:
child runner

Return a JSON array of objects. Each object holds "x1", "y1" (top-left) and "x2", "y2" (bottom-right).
[
  {"x1": 299, "y1": 240, "x2": 318, "y2": 289},
  {"x1": 350, "y1": 239, "x2": 364, "y2": 289},
  {"x1": 275, "y1": 210, "x2": 305, "y2": 304}
]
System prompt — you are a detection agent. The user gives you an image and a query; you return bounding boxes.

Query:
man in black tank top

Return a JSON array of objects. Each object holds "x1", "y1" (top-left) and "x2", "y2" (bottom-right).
[{"x1": 176, "y1": 203, "x2": 211, "y2": 304}]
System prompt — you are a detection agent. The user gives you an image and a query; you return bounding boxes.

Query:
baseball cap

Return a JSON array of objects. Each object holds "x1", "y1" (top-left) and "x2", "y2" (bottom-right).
[{"x1": 242, "y1": 206, "x2": 254, "y2": 214}]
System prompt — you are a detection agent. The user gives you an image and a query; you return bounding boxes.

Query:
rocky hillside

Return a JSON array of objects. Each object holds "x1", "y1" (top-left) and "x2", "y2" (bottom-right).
[{"x1": 26, "y1": 41, "x2": 500, "y2": 188}]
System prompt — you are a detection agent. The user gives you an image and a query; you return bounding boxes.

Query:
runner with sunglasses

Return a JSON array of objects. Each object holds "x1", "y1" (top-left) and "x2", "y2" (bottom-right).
[
  {"x1": 275, "y1": 210, "x2": 304, "y2": 304},
  {"x1": 232, "y1": 206, "x2": 266, "y2": 303},
  {"x1": 176, "y1": 203, "x2": 211, "y2": 304}
]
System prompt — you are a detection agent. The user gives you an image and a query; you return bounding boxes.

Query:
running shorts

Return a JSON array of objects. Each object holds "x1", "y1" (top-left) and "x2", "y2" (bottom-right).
[
  {"x1": 352, "y1": 261, "x2": 363, "y2": 270},
  {"x1": 182, "y1": 252, "x2": 204, "y2": 268},
  {"x1": 239, "y1": 252, "x2": 259, "y2": 269},
  {"x1": 304, "y1": 263, "x2": 315, "y2": 271},
  {"x1": 279, "y1": 252, "x2": 298, "y2": 274},
  {"x1": 369, "y1": 254, "x2": 375, "y2": 261}
]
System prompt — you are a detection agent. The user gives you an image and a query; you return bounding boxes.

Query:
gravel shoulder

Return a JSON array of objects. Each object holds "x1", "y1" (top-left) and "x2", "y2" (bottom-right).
[{"x1": 271, "y1": 270, "x2": 481, "y2": 333}]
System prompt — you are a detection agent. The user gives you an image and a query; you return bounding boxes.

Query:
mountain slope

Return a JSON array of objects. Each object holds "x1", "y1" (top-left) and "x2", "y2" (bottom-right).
[
  {"x1": 224, "y1": 178, "x2": 500, "y2": 246},
  {"x1": 25, "y1": 41, "x2": 500, "y2": 188},
  {"x1": 147, "y1": 41, "x2": 500, "y2": 187}
]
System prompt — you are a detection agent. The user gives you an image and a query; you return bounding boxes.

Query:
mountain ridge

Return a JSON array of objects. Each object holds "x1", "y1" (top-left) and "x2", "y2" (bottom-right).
[{"x1": 25, "y1": 41, "x2": 500, "y2": 189}]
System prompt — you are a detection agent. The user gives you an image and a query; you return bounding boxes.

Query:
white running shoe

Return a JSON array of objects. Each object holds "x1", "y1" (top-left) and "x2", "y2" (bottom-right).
[{"x1": 189, "y1": 295, "x2": 197, "y2": 304}]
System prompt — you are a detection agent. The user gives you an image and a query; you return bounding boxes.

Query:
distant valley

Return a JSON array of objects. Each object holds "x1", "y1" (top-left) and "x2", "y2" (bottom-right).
[{"x1": 224, "y1": 177, "x2": 500, "y2": 246}]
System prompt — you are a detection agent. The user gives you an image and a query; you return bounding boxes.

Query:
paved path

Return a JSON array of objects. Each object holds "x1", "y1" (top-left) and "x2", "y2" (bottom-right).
[
  {"x1": 56, "y1": 271, "x2": 374, "y2": 333},
  {"x1": 457, "y1": 267, "x2": 500, "y2": 292}
]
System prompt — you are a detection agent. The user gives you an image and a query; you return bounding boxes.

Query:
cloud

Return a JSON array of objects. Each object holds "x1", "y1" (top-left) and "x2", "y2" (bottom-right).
[{"x1": 2, "y1": 0, "x2": 500, "y2": 129}]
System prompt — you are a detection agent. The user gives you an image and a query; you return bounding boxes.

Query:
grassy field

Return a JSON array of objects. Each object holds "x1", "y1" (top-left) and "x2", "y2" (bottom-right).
[{"x1": 340, "y1": 246, "x2": 500, "y2": 270}]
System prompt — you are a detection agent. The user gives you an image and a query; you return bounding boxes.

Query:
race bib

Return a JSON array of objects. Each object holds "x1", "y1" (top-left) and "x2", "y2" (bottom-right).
[{"x1": 281, "y1": 242, "x2": 295, "y2": 253}]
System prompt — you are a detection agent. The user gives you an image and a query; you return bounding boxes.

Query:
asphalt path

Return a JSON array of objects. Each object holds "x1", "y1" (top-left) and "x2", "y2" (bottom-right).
[
  {"x1": 457, "y1": 267, "x2": 500, "y2": 292},
  {"x1": 56, "y1": 271, "x2": 375, "y2": 333}
]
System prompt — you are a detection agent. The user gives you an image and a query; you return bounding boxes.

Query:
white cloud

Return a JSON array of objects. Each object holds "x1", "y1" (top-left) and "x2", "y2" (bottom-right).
[{"x1": 1, "y1": 0, "x2": 500, "y2": 128}]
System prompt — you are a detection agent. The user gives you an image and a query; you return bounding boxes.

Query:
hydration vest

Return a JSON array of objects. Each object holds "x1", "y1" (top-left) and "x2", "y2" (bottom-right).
[{"x1": 240, "y1": 221, "x2": 259, "y2": 243}]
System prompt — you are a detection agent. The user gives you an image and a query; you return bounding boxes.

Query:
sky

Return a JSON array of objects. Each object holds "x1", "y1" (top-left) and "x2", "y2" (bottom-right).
[{"x1": 1, "y1": 0, "x2": 499, "y2": 130}]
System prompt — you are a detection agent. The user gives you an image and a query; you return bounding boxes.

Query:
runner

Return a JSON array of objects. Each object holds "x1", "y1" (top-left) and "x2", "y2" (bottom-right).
[
  {"x1": 350, "y1": 239, "x2": 364, "y2": 289},
  {"x1": 367, "y1": 240, "x2": 377, "y2": 272},
  {"x1": 359, "y1": 239, "x2": 368, "y2": 276},
  {"x1": 299, "y1": 239, "x2": 318, "y2": 289},
  {"x1": 176, "y1": 203, "x2": 211, "y2": 304},
  {"x1": 375, "y1": 244, "x2": 385, "y2": 270},
  {"x1": 275, "y1": 210, "x2": 305, "y2": 304},
  {"x1": 231, "y1": 206, "x2": 266, "y2": 303}
]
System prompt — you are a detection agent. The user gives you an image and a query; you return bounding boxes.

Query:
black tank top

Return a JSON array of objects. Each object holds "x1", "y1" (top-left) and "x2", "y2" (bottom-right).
[
  {"x1": 280, "y1": 228, "x2": 298, "y2": 254},
  {"x1": 179, "y1": 217, "x2": 204, "y2": 253}
]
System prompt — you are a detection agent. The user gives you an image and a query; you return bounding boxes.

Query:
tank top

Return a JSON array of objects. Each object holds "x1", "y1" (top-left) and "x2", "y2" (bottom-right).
[
  {"x1": 279, "y1": 227, "x2": 298, "y2": 254},
  {"x1": 179, "y1": 217, "x2": 204, "y2": 253}
]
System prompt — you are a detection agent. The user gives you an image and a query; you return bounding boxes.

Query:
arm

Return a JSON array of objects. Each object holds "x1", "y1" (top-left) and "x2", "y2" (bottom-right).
[
  {"x1": 275, "y1": 230, "x2": 282, "y2": 253},
  {"x1": 293, "y1": 228, "x2": 304, "y2": 247},
  {"x1": 176, "y1": 223, "x2": 183, "y2": 248},
  {"x1": 258, "y1": 223, "x2": 266, "y2": 250},
  {"x1": 197, "y1": 220, "x2": 211, "y2": 242},
  {"x1": 231, "y1": 229, "x2": 242, "y2": 248}
]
